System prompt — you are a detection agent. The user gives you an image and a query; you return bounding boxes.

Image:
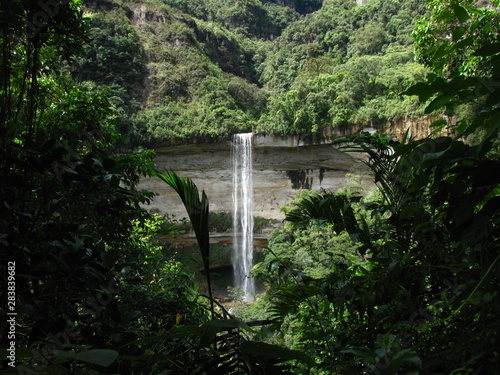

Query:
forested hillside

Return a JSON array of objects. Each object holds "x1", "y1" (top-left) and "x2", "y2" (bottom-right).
[{"x1": 73, "y1": 0, "x2": 431, "y2": 146}]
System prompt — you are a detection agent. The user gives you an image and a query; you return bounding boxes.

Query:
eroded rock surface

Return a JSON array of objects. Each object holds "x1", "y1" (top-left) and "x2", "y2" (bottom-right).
[{"x1": 140, "y1": 137, "x2": 375, "y2": 221}]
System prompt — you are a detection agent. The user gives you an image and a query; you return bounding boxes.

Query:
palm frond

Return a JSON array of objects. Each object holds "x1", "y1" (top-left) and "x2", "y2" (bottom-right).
[
  {"x1": 207, "y1": 319, "x2": 315, "y2": 374},
  {"x1": 285, "y1": 191, "x2": 371, "y2": 253},
  {"x1": 333, "y1": 133, "x2": 404, "y2": 208},
  {"x1": 154, "y1": 170, "x2": 214, "y2": 316}
]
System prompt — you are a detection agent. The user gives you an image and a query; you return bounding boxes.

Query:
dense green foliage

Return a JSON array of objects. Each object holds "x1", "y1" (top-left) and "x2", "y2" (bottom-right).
[
  {"x1": 72, "y1": 6, "x2": 147, "y2": 142},
  {"x1": 257, "y1": 0, "x2": 430, "y2": 139},
  {"x1": 0, "y1": 1, "x2": 306, "y2": 373},
  {"x1": 249, "y1": 1, "x2": 500, "y2": 373},
  {"x1": 255, "y1": 130, "x2": 498, "y2": 374},
  {"x1": 71, "y1": 0, "x2": 434, "y2": 145},
  {"x1": 413, "y1": 0, "x2": 500, "y2": 77},
  {"x1": 0, "y1": 0, "x2": 211, "y2": 372}
]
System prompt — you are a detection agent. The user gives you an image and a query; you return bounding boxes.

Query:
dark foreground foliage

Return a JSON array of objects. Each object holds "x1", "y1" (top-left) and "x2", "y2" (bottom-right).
[
  {"x1": 0, "y1": 1, "x2": 311, "y2": 373},
  {"x1": 254, "y1": 2, "x2": 500, "y2": 372}
]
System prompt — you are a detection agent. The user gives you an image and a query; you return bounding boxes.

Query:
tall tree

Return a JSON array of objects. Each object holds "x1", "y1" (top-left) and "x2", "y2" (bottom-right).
[{"x1": 0, "y1": 1, "x2": 159, "y2": 372}]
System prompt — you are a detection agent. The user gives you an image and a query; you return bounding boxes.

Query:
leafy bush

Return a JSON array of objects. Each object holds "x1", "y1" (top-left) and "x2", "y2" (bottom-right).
[{"x1": 208, "y1": 211, "x2": 233, "y2": 232}]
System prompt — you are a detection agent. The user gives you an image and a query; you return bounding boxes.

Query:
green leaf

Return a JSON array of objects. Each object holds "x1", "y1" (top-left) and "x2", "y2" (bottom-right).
[
  {"x1": 452, "y1": 2, "x2": 470, "y2": 23},
  {"x1": 55, "y1": 349, "x2": 118, "y2": 367},
  {"x1": 434, "y1": 44, "x2": 450, "y2": 60},
  {"x1": 205, "y1": 318, "x2": 249, "y2": 330},
  {"x1": 425, "y1": 93, "x2": 454, "y2": 113},
  {"x1": 403, "y1": 79, "x2": 447, "y2": 102},
  {"x1": 429, "y1": 119, "x2": 447, "y2": 128},
  {"x1": 482, "y1": 21, "x2": 492, "y2": 34},
  {"x1": 390, "y1": 348, "x2": 422, "y2": 370},
  {"x1": 341, "y1": 347, "x2": 376, "y2": 363},
  {"x1": 451, "y1": 36, "x2": 474, "y2": 51},
  {"x1": 241, "y1": 341, "x2": 316, "y2": 367},
  {"x1": 474, "y1": 43, "x2": 500, "y2": 57},
  {"x1": 452, "y1": 26, "x2": 466, "y2": 42},
  {"x1": 119, "y1": 353, "x2": 174, "y2": 362}
]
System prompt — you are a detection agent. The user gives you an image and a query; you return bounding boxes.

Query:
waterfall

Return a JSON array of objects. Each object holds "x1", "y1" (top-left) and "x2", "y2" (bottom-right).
[{"x1": 232, "y1": 133, "x2": 255, "y2": 301}]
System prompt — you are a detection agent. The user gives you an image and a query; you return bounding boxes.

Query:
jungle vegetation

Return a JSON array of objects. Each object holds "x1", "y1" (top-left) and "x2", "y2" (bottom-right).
[
  {"x1": 73, "y1": 0, "x2": 432, "y2": 145},
  {"x1": 1, "y1": 0, "x2": 499, "y2": 374}
]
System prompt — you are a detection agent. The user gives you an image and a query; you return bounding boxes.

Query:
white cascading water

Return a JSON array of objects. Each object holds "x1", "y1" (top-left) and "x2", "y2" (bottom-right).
[{"x1": 232, "y1": 133, "x2": 255, "y2": 301}]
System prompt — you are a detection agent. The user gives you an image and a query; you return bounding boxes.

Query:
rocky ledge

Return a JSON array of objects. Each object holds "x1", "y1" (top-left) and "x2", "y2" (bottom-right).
[{"x1": 139, "y1": 136, "x2": 374, "y2": 221}]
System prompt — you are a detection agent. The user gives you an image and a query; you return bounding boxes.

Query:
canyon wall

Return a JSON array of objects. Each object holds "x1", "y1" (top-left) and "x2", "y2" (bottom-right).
[
  {"x1": 140, "y1": 136, "x2": 375, "y2": 221},
  {"x1": 140, "y1": 116, "x2": 448, "y2": 222}
]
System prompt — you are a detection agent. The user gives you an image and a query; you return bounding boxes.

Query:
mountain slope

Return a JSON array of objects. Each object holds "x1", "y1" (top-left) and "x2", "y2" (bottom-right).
[{"x1": 74, "y1": 0, "x2": 430, "y2": 146}]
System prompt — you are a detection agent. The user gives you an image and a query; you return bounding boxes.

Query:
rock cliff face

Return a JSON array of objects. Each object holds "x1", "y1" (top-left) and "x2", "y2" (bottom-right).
[
  {"x1": 317, "y1": 115, "x2": 450, "y2": 143},
  {"x1": 140, "y1": 135, "x2": 375, "y2": 221},
  {"x1": 140, "y1": 114, "x2": 448, "y2": 222},
  {"x1": 382, "y1": 115, "x2": 453, "y2": 140}
]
